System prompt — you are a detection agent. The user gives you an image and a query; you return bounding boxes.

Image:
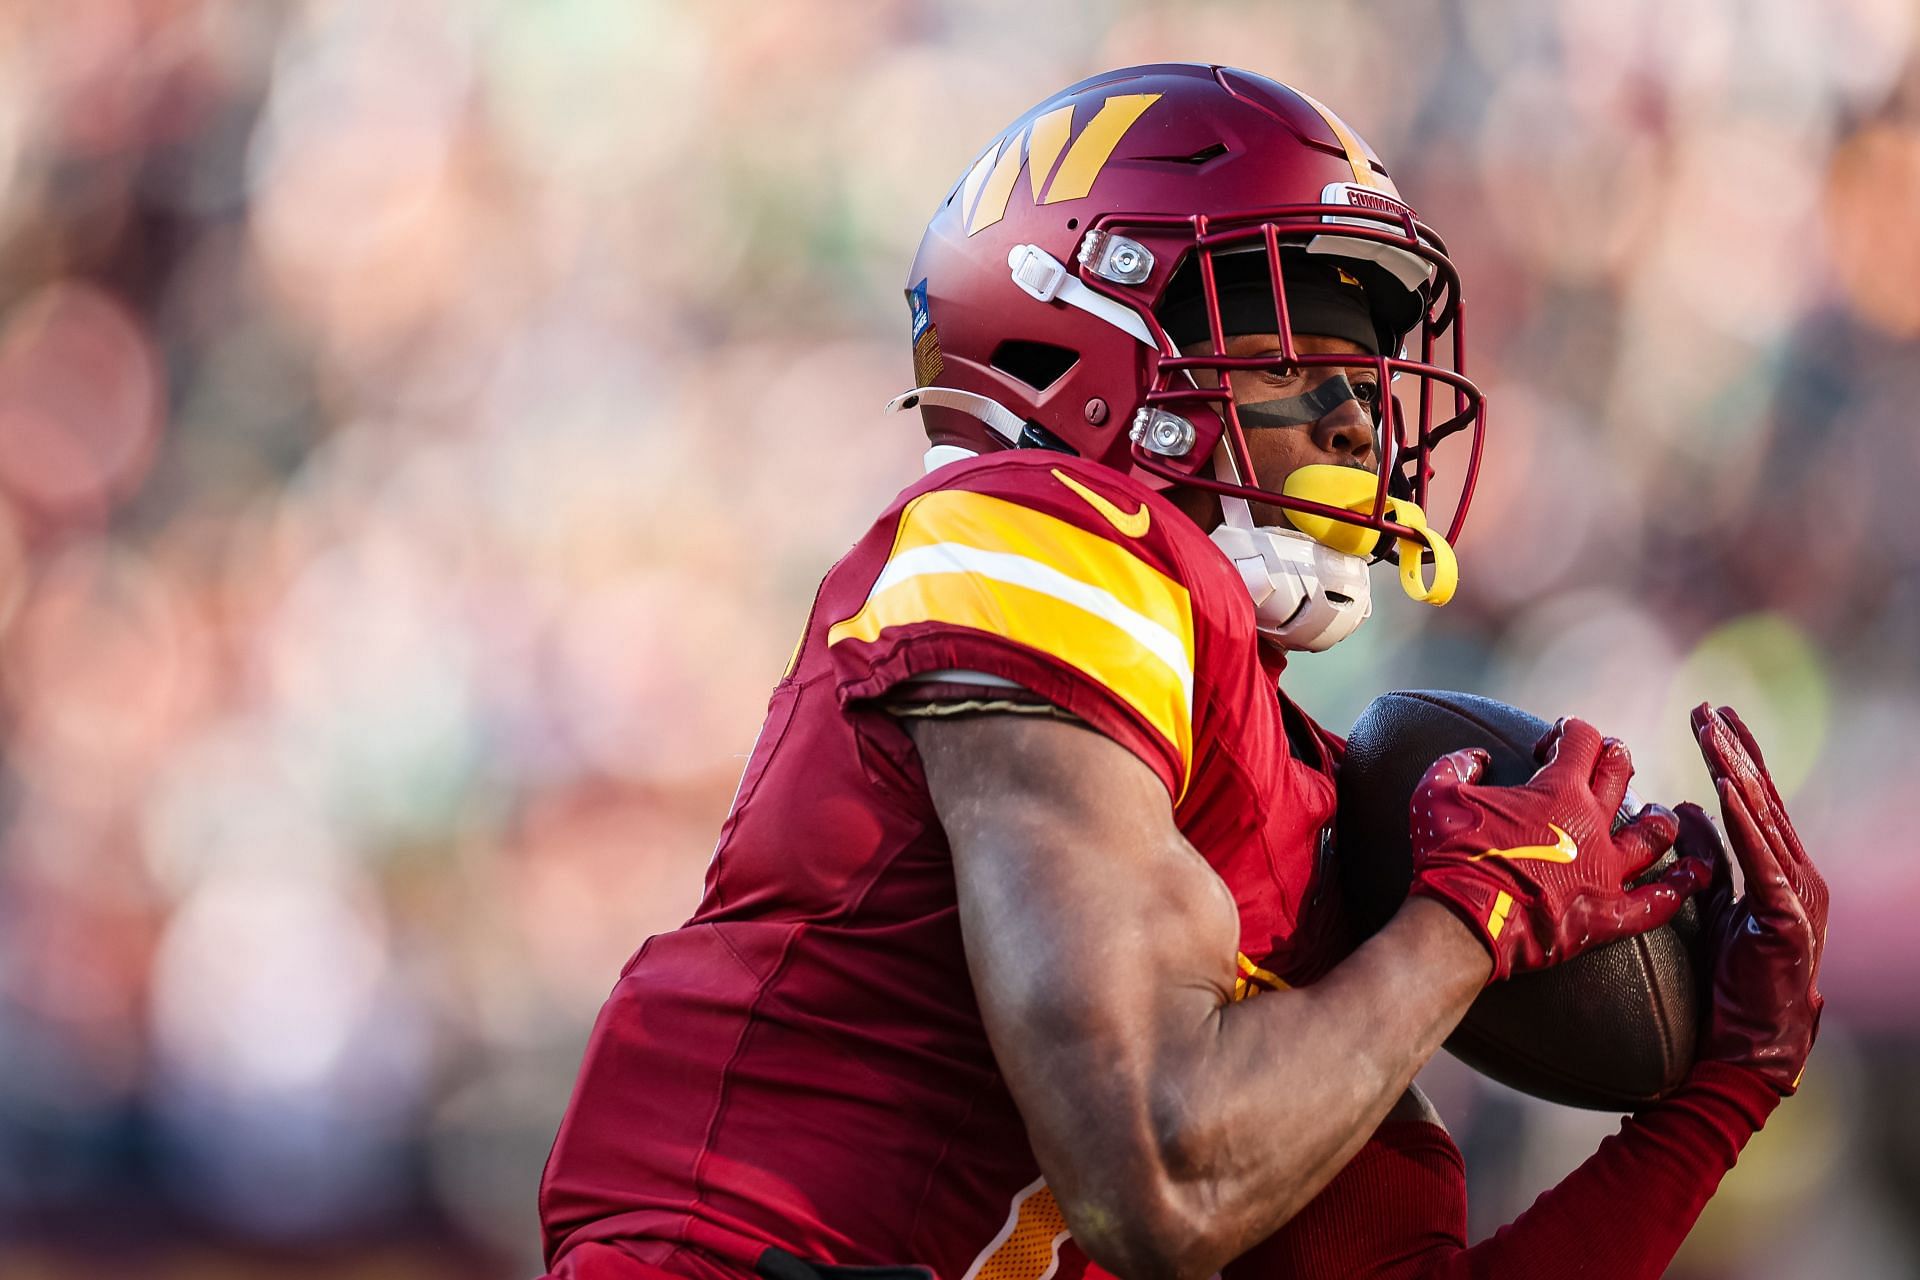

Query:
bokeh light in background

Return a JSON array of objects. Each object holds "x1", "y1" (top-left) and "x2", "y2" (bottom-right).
[{"x1": 0, "y1": 1, "x2": 1915, "y2": 1276}]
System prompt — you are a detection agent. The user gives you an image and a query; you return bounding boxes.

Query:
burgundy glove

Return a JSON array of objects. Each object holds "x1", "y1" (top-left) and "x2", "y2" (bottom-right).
[
  {"x1": 1408, "y1": 718, "x2": 1714, "y2": 982},
  {"x1": 1676, "y1": 703, "x2": 1828, "y2": 1096}
]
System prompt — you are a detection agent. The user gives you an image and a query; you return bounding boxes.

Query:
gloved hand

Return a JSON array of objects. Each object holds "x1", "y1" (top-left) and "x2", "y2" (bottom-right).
[
  {"x1": 1676, "y1": 703, "x2": 1828, "y2": 1095},
  {"x1": 1408, "y1": 718, "x2": 1714, "y2": 982}
]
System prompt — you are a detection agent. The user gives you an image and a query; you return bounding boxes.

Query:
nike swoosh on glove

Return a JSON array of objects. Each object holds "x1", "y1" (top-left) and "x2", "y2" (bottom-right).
[{"x1": 1407, "y1": 718, "x2": 1715, "y2": 982}]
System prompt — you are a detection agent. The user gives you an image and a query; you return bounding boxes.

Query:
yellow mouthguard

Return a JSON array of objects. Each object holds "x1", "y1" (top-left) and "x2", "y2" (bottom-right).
[{"x1": 1279, "y1": 464, "x2": 1459, "y2": 606}]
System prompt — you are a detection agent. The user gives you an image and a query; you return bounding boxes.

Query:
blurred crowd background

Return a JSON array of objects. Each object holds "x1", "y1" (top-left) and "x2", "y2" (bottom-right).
[{"x1": 1, "y1": 1, "x2": 1917, "y2": 1276}]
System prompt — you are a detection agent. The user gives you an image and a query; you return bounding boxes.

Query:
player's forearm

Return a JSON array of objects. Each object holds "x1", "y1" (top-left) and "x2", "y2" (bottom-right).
[{"x1": 1131, "y1": 897, "x2": 1492, "y2": 1275}]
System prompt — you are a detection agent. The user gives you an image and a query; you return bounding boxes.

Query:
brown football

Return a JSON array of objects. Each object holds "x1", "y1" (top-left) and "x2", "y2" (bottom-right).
[{"x1": 1335, "y1": 689, "x2": 1702, "y2": 1111}]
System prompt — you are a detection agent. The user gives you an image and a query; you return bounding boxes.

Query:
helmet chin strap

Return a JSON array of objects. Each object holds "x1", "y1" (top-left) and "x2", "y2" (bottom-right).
[
  {"x1": 1212, "y1": 439, "x2": 1255, "y2": 526},
  {"x1": 1219, "y1": 493, "x2": 1258, "y2": 530},
  {"x1": 885, "y1": 387, "x2": 1025, "y2": 444}
]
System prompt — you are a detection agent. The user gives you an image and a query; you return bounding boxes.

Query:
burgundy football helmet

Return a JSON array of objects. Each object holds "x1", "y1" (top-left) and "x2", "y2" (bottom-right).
[{"x1": 898, "y1": 63, "x2": 1485, "y2": 559}]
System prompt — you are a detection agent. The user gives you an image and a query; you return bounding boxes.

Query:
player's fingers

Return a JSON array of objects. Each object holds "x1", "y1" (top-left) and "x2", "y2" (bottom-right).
[
  {"x1": 1663, "y1": 850, "x2": 1717, "y2": 899},
  {"x1": 1792, "y1": 858, "x2": 1830, "y2": 966},
  {"x1": 1590, "y1": 736, "x2": 1635, "y2": 815},
  {"x1": 1447, "y1": 746, "x2": 1489, "y2": 784},
  {"x1": 1536, "y1": 717, "x2": 1603, "y2": 779},
  {"x1": 1717, "y1": 776, "x2": 1793, "y2": 914},
  {"x1": 1412, "y1": 750, "x2": 1487, "y2": 851},
  {"x1": 1673, "y1": 801, "x2": 1733, "y2": 900},
  {"x1": 1710, "y1": 707, "x2": 1784, "y2": 822},
  {"x1": 1694, "y1": 708, "x2": 1782, "y2": 847},
  {"x1": 1770, "y1": 819, "x2": 1821, "y2": 903},
  {"x1": 1417, "y1": 747, "x2": 1487, "y2": 794},
  {"x1": 1673, "y1": 799, "x2": 1722, "y2": 852},
  {"x1": 1698, "y1": 707, "x2": 1774, "y2": 818},
  {"x1": 1619, "y1": 862, "x2": 1704, "y2": 932},
  {"x1": 1798, "y1": 857, "x2": 1830, "y2": 928},
  {"x1": 1671, "y1": 844, "x2": 1730, "y2": 939},
  {"x1": 1717, "y1": 705, "x2": 1775, "y2": 783},
  {"x1": 1692, "y1": 702, "x2": 1749, "y2": 787},
  {"x1": 1702, "y1": 710, "x2": 1816, "y2": 890},
  {"x1": 1532, "y1": 716, "x2": 1567, "y2": 764},
  {"x1": 1614, "y1": 801, "x2": 1679, "y2": 876},
  {"x1": 1716, "y1": 706, "x2": 1812, "y2": 868}
]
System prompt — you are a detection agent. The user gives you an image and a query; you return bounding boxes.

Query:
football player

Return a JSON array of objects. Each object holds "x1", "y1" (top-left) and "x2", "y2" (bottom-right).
[{"x1": 537, "y1": 65, "x2": 1825, "y2": 1280}]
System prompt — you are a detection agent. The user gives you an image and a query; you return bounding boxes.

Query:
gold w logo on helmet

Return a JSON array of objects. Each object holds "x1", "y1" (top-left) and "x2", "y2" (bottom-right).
[{"x1": 961, "y1": 93, "x2": 1162, "y2": 236}]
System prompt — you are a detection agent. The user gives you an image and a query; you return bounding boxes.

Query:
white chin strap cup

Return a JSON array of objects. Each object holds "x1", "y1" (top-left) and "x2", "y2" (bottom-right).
[{"x1": 1210, "y1": 514, "x2": 1374, "y2": 653}]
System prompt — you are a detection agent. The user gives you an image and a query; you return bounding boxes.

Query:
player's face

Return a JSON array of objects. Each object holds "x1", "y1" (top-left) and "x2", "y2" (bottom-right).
[{"x1": 1179, "y1": 332, "x2": 1382, "y2": 530}]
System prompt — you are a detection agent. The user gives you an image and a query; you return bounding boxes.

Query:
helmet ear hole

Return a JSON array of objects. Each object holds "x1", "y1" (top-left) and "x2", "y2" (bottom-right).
[{"x1": 989, "y1": 340, "x2": 1080, "y2": 392}]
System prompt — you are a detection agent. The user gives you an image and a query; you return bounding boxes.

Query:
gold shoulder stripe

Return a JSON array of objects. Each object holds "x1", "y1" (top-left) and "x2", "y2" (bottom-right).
[{"x1": 830, "y1": 489, "x2": 1195, "y2": 794}]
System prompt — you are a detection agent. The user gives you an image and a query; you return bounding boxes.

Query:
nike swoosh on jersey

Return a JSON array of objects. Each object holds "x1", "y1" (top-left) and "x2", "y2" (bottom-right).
[
  {"x1": 1468, "y1": 822, "x2": 1579, "y2": 864},
  {"x1": 1053, "y1": 468, "x2": 1150, "y2": 538}
]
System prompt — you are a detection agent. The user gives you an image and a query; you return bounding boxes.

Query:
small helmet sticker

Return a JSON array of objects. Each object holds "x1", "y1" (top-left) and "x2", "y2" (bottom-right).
[{"x1": 907, "y1": 279, "x2": 944, "y2": 385}]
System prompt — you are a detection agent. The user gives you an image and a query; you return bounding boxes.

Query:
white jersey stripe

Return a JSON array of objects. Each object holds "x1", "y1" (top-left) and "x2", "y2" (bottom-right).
[{"x1": 865, "y1": 541, "x2": 1194, "y2": 708}]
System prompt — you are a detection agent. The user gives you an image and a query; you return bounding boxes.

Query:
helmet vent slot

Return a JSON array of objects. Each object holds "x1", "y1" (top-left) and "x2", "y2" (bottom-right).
[
  {"x1": 1142, "y1": 142, "x2": 1229, "y2": 166},
  {"x1": 989, "y1": 340, "x2": 1079, "y2": 392}
]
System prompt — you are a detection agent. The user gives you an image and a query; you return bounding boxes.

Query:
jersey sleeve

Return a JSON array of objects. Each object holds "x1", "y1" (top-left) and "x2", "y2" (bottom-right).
[
  {"x1": 1223, "y1": 1064, "x2": 1779, "y2": 1280},
  {"x1": 826, "y1": 459, "x2": 1199, "y2": 803}
]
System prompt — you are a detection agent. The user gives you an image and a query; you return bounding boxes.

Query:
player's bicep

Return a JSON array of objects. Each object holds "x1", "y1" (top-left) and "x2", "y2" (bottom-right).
[
  {"x1": 908, "y1": 712, "x2": 1233, "y2": 1008},
  {"x1": 907, "y1": 713, "x2": 1241, "y2": 1194}
]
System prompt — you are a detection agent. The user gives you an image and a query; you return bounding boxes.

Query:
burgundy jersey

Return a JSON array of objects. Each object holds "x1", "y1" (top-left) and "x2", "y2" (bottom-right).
[{"x1": 540, "y1": 451, "x2": 1354, "y2": 1280}]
